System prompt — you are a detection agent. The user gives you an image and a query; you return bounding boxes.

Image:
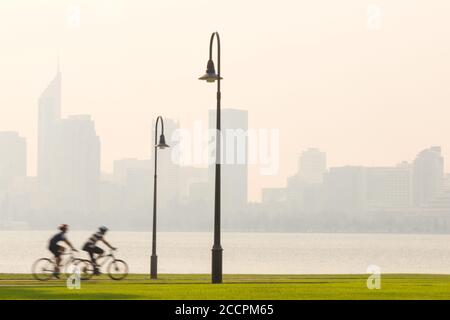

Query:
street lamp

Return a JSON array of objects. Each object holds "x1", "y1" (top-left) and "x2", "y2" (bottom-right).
[
  {"x1": 151, "y1": 116, "x2": 170, "y2": 279},
  {"x1": 199, "y1": 31, "x2": 223, "y2": 284}
]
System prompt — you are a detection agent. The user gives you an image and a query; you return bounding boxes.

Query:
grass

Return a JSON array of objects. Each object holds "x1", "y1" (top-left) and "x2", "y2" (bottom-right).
[{"x1": 1, "y1": 274, "x2": 450, "y2": 300}]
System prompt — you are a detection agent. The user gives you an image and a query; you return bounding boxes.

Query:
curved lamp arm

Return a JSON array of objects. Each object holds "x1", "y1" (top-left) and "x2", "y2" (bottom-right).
[
  {"x1": 209, "y1": 32, "x2": 221, "y2": 79},
  {"x1": 154, "y1": 116, "x2": 166, "y2": 147}
]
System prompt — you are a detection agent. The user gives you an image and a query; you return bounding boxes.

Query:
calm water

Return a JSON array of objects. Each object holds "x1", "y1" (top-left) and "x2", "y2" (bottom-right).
[{"x1": 1, "y1": 231, "x2": 450, "y2": 274}]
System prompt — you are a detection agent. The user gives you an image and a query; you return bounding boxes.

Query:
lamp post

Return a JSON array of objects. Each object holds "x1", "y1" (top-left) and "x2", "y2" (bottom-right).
[
  {"x1": 199, "y1": 32, "x2": 223, "y2": 284},
  {"x1": 151, "y1": 116, "x2": 170, "y2": 279}
]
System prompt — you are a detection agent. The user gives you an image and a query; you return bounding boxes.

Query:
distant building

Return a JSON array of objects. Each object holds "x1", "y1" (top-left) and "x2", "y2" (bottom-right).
[
  {"x1": 0, "y1": 132, "x2": 27, "y2": 226},
  {"x1": 209, "y1": 109, "x2": 248, "y2": 216},
  {"x1": 52, "y1": 115, "x2": 101, "y2": 214},
  {"x1": 323, "y1": 166, "x2": 366, "y2": 215},
  {"x1": 0, "y1": 132, "x2": 27, "y2": 192},
  {"x1": 413, "y1": 146, "x2": 443, "y2": 206},
  {"x1": 262, "y1": 188, "x2": 287, "y2": 203},
  {"x1": 285, "y1": 148, "x2": 326, "y2": 214},
  {"x1": 37, "y1": 67, "x2": 101, "y2": 216},
  {"x1": 113, "y1": 158, "x2": 152, "y2": 184},
  {"x1": 298, "y1": 148, "x2": 327, "y2": 184},
  {"x1": 37, "y1": 67, "x2": 61, "y2": 188},
  {"x1": 365, "y1": 162, "x2": 412, "y2": 208},
  {"x1": 151, "y1": 118, "x2": 181, "y2": 210}
]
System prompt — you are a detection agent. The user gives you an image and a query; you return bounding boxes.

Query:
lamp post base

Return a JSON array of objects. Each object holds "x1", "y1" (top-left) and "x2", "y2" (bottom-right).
[
  {"x1": 211, "y1": 246, "x2": 223, "y2": 284},
  {"x1": 150, "y1": 255, "x2": 158, "y2": 279}
]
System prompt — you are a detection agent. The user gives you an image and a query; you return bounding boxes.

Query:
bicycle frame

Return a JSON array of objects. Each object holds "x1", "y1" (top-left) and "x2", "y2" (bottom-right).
[{"x1": 92, "y1": 250, "x2": 116, "y2": 268}]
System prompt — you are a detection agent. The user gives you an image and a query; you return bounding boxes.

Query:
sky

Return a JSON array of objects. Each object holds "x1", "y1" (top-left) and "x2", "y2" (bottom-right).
[{"x1": 0, "y1": 0, "x2": 450, "y2": 201}]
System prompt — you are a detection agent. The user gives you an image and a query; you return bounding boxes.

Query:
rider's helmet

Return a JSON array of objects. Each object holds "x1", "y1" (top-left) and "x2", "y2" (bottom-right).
[
  {"x1": 99, "y1": 226, "x2": 108, "y2": 234},
  {"x1": 58, "y1": 224, "x2": 68, "y2": 232}
]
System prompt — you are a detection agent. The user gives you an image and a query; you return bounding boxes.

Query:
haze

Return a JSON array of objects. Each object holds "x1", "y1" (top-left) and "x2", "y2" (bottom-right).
[{"x1": 1, "y1": 0, "x2": 450, "y2": 201}]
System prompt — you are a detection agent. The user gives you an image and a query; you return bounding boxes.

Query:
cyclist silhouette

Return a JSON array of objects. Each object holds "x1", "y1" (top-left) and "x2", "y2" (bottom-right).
[
  {"x1": 48, "y1": 224, "x2": 77, "y2": 278},
  {"x1": 82, "y1": 226, "x2": 116, "y2": 275}
]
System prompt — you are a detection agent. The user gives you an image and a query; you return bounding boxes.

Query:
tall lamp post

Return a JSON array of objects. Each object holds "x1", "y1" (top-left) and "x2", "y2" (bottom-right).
[
  {"x1": 151, "y1": 116, "x2": 170, "y2": 279},
  {"x1": 199, "y1": 31, "x2": 223, "y2": 284}
]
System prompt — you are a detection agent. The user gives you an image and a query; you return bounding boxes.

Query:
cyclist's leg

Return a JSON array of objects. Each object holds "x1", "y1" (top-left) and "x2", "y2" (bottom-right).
[
  {"x1": 94, "y1": 246, "x2": 104, "y2": 259},
  {"x1": 55, "y1": 246, "x2": 65, "y2": 272},
  {"x1": 87, "y1": 248, "x2": 95, "y2": 264},
  {"x1": 93, "y1": 247, "x2": 104, "y2": 274}
]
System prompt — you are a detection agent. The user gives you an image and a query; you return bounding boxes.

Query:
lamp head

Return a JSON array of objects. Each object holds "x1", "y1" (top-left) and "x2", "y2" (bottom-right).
[
  {"x1": 156, "y1": 134, "x2": 170, "y2": 149},
  {"x1": 199, "y1": 60, "x2": 222, "y2": 83}
]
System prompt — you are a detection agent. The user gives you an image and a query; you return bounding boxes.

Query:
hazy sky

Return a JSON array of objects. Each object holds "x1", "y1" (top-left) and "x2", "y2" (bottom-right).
[{"x1": 1, "y1": 0, "x2": 450, "y2": 201}]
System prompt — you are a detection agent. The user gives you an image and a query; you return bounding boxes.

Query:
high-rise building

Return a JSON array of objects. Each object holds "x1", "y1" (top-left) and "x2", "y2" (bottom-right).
[
  {"x1": 113, "y1": 158, "x2": 152, "y2": 184},
  {"x1": 0, "y1": 132, "x2": 26, "y2": 191},
  {"x1": 151, "y1": 118, "x2": 181, "y2": 210},
  {"x1": 209, "y1": 108, "x2": 248, "y2": 216},
  {"x1": 0, "y1": 132, "x2": 26, "y2": 228},
  {"x1": 323, "y1": 166, "x2": 366, "y2": 215},
  {"x1": 52, "y1": 115, "x2": 101, "y2": 214},
  {"x1": 298, "y1": 148, "x2": 327, "y2": 184},
  {"x1": 365, "y1": 162, "x2": 412, "y2": 208},
  {"x1": 37, "y1": 67, "x2": 61, "y2": 188},
  {"x1": 37, "y1": 67, "x2": 101, "y2": 215},
  {"x1": 285, "y1": 148, "x2": 326, "y2": 214},
  {"x1": 0, "y1": 132, "x2": 27, "y2": 224},
  {"x1": 413, "y1": 146, "x2": 444, "y2": 206}
]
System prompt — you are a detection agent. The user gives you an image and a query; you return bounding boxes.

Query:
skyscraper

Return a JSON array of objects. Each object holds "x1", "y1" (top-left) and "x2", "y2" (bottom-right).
[
  {"x1": 0, "y1": 132, "x2": 26, "y2": 196},
  {"x1": 0, "y1": 132, "x2": 26, "y2": 228},
  {"x1": 151, "y1": 118, "x2": 181, "y2": 210},
  {"x1": 365, "y1": 162, "x2": 413, "y2": 209},
  {"x1": 51, "y1": 115, "x2": 101, "y2": 214},
  {"x1": 413, "y1": 146, "x2": 444, "y2": 206},
  {"x1": 323, "y1": 166, "x2": 366, "y2": 215},
  {"x1": 286, "y1": 148, "x2": 326, "y2": 214},
  {"x1": 37, "y1": 67, "x2": 61, "y2": 188},
  {"x1": 37, "y1": 66, "x2": 101, "y2": 216},
  {"x1": 209, "y1": 108, "x2": 248, "y2": 218},
  {"x1": 298, "y1": 148, "x2": 327, "y2": 184}
]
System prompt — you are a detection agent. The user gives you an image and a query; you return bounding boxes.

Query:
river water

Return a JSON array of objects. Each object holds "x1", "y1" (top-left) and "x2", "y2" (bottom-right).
[{"x1": 1, "y1": 231, "x2": 450, "y2": 274}]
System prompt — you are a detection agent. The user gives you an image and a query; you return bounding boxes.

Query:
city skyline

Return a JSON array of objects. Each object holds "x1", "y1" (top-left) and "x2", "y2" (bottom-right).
[
  {"x1": 5, "y1": 66, "x2": 450, "y2": 207},
  {"x1": 1, "y1": 65, "x2": 450, "y2": 233},
  {"x1": 2, "y1": 1, "x2": 450, "y2": 201}
]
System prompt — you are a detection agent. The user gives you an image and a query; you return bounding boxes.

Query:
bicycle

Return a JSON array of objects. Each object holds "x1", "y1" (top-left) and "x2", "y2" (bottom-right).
[
  {"x1": 86, "y1": 249, "x2": 129, "y2": 280},
  {"x1": 32, "y1": 250, "x2": 94, "y2": 281}
]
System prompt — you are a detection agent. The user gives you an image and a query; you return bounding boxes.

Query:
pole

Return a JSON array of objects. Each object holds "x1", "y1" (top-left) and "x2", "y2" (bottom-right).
[
  {"x1": 151, "y1": 116, "x2": 164, "y2": 279},
  {"x1": 210, "y1": 32, "x2": 223, "y2": 284}
]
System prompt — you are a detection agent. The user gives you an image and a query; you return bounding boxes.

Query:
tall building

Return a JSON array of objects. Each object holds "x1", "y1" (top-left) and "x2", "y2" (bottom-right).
[
  {"x1": 37, "y1": 67, "x2": 101, "y2": 216},
  {"x1": 209, "y1": 108, "x2": 248, "y2": 216},
  {"x1": 151, "y1": 118, "x2": 181, "y2": 210},
  {"x1": 113, "y1": 158, "x2": 152, "y2": 184},
  {"x1": 365, "y1": 162, "x2": 412, "y2": 208},
  {"x1": 0, "y1": 132, "x2": 27, "y2": 191},
  {"x1": 0, "y1": 132, "x2": 27, "y2": 225},
  {"x1": 323, "y1": 166, "x2": 366, "y2": 215},
  {"x1": 298, "y1": 148, "x2": 327, "y2": 184},
  {"x1": 285, "y1": 148, "x2": 326, "y2": 214},
  {"x1": 413, "y1": 146, "x2": 444, "y2": 206},
  {"x1": 37, "y1": 67, "x2": 61, "y2": 188},
  {"x1": 52, "y1": 115, "x2": 101, "y2": 214}
]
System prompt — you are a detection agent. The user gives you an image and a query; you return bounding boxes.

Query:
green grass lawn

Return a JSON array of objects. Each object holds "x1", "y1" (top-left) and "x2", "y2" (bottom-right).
[{"x1": 1, "y1": 274, "x2": 450, "y2": 300}]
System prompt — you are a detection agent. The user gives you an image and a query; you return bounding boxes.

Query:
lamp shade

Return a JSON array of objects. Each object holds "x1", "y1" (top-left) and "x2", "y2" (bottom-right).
[
  {"x1": 199, "y1": 59, "x2": 222, "y2": 82},
  {"x1": 156, "y1": 134, "x2": 170, "y2": 149}
]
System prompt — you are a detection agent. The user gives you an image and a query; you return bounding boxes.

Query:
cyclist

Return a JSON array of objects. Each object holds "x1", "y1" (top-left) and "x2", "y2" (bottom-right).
[
  {"x1": 82, "y1": 226, "x2": 116, "y2": 275},
  {"x1": 48, "y1": 224, "x2": 77, "y2": 278}
]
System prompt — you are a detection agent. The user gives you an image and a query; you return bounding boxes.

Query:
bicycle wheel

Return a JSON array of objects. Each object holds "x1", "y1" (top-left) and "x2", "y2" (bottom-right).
[
  {"x1": 32, "y1": 258, "x2": 55, "y2": 281},
  {"x1": 65, "y1": 259, "x2": 95, "y2": 280},
  {"x1": 107, "y1": 259, "x2": 128, "y2": 280}
]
